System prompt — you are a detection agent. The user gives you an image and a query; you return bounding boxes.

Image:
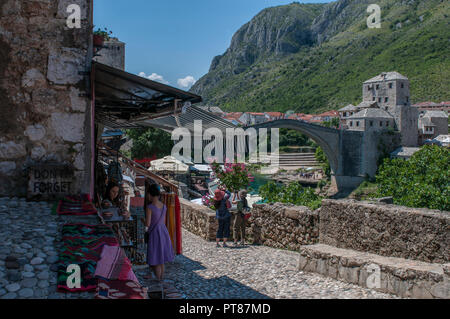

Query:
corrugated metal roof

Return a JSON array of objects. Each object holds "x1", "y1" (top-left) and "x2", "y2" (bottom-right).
[
  {"x1": 138, "y1": 105, "x2": 236, "y2": 133},
  {"x1": 93, "y1": 62, "x2": 202, "y2": 129}
]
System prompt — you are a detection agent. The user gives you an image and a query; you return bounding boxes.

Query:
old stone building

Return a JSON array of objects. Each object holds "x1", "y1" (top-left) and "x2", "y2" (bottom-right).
[
  {"x1": 0, "y1": 0, "x2": 94, "y2": 197},
  {"x1": 341, "y1": 72, "x2": 419, "y2": 147},
  {"x1": 0, "y1": 0, "x2": 202, "y2": 199},
  {"x1": 345, "y1": 108, "x2": 395, "y2": 132},
  {"x1": 362, "y1": 72, "x2": 418, "y2": 146}
]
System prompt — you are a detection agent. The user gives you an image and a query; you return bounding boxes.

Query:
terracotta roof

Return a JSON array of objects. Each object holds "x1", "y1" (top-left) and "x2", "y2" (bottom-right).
[
  {"x1": 364, "y1": 72, "x2": 408, "y2": 83},
  {"x1": 249, "y1": 112, "x2": 265, "y2": 116},
  {"x1": 265, "y1": 112, "x2": 284, "y2": 117},
  {"x1": 318, "y1": 110, "x2": 339, "y2": 117},
  {"x1": 412, "y1": 101, "x2": 440, "y2": 108},
  {"x1": 440, "y1": 101, "x2": 450, "y2": 106}
]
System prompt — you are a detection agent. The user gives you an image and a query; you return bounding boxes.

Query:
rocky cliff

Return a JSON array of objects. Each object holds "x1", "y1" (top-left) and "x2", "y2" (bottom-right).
[{"x1": 191, "y1": 0, "x2": 450, "y2": 113}]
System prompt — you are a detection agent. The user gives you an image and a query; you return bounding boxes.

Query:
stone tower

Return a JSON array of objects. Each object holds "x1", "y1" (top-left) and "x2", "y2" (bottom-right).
[{"x1": 363, "y1": 72, "x2": 418, "y2": 146}]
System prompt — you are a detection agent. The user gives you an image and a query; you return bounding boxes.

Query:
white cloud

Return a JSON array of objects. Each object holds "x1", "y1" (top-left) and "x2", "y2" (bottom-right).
[
  {"x1": 139, "y1": 72, "x2": 169, "y2": 85},
  {"x1": 177, "y1": 75, "x2": 196, "y2": 89}
]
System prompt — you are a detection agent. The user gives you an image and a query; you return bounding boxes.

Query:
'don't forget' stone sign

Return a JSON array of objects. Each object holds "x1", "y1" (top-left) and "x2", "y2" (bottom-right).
[{"x1": 28, "y1": 164, "x2": 75, "y2": 201}]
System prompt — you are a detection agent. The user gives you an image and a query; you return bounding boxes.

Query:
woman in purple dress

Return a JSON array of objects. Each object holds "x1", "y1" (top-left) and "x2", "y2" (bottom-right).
[{"x1": 144, "y1": 184, "x2": 175, "y2": 281}]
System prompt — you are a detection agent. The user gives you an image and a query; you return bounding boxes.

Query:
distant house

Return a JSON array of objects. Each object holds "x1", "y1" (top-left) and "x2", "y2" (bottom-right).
[
  {"x1": 298, "y1": 114, "x2": 314, "y2": 123},
  {"x1": 424, "y1": 135, "x2": 450, "y2": 147},
  {"x1": 222, "y1": 112, "x2": 244, "y2": 126},
  {"x1": 418, "y1": 110, "x2": 449, "y2": 145},
  {"x1": 197, "y1": 106, "x2": 224, "y2": 117},
  {"x1": 413, "y1": 101, "x2": 450, "y2": 113},
  {"x1": 239, "y1": 112, "x2": 267, "y2": 125},
  {"x1": 264, "y1": 112, "x2": 284, "y2": 121},
  {"x1": 317, "y1": 110, "x2": 339, "y2": 122}
]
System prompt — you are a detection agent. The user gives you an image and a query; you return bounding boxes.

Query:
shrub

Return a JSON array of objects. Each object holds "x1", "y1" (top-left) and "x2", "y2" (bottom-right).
[{"x1": 376, "y1": 145, "x2": 449, "y2": 211}]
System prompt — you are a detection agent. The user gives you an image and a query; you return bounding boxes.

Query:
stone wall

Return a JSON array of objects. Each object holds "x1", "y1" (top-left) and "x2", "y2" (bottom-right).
[
  {"x1": 319, "y1": 199, "x2": 450, "y2": 264},
  {"x1": 250, "y1": 203, "x2": 319, "y2": 250},
  {"x1": 0, "y1": 0, "x2": 93, "y2": 196},
  {"x1": 180, "y1": 199, "x2": 217, "y2": 241},
  {"x1": 179, "y1": 201, "x2": 320, "y2": 247},
  {"x1": 93, "y1": 38, "x2": 125, "y2": 70}
]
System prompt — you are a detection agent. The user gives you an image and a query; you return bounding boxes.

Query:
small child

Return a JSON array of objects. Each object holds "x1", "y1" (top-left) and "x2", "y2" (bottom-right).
[{"x1": 233, "y1": 190, "x2": 250, "y2": 246}]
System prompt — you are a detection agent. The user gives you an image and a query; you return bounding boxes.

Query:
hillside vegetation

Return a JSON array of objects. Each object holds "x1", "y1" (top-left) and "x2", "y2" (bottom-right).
[{"x1": 191, "y1": 0, "x2": 450, "y2": 113}]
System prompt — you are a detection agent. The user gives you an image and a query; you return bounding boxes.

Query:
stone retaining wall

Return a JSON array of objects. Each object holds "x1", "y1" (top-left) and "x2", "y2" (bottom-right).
[
  {"x1": 179, "y1": 199, "x2": 217, "y2": 241},
  {"x1": 319, "y1": 199, "x2": 450, "y2": 264},
  {"x1": 250, "y1": 203, "x2": 319, "y2": 250},
  {"x1": 179, "y1": 200, "x2": 320, "y2": 248},
  {"x1": 298, "y1": 244, "x2": 450, "y2": 299}
]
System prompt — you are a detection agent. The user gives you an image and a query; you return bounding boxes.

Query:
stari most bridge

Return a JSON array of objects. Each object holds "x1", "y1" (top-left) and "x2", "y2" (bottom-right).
[{"x1": 247, "y1": 119, "x2": 370, "y2": 192}]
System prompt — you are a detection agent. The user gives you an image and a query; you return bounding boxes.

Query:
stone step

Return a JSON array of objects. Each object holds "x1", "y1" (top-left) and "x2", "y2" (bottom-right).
[{"x1": 298, "y1": 244, "x2": 449, "y2": 299}]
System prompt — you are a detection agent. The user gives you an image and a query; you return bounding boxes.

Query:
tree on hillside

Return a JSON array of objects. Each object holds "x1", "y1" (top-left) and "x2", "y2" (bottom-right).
[{"x1": 126, "y1": 128, "x2": 174, "y2": 160}]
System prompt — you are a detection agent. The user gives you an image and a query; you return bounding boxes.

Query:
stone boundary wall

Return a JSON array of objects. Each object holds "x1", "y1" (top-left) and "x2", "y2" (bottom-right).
[
  {"x1": 319, "y1": 199, "x2": 450, "y2": 264},
  {"x1": 180, "y1": 199, "x2": 217, "y2": 241},
  {"x1": 250, "y1": 203, "x2": 319, "y2": 250},
  {"x1": 298, "y1": 244, "x2": 450, "y2": 299},
  {"x1": 179, "y1": 200, "x2": 320, "y2": 248}
]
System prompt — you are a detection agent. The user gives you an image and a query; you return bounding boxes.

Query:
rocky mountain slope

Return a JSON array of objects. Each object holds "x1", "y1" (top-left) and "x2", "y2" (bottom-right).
[{"x1": 191, "y1": 0, "x2": 450, "y2": 113}]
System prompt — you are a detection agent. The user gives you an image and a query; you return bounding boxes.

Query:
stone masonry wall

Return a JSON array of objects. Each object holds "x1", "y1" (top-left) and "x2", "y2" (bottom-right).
[
  {"x1": 180, "y1": 199, "x2": 217, "y2": 241},
  {"x1": 0, "y1": 0, "x2": 93, "y2": 196},
  {"x1": 180, "y1": 200, "x2": 320, "y2": 247},
  {"x1": 250, "y1": 203, "x2": 319, "y2": 250},
  {"x1": 320, "y1": 199, "x2": 450, "y2": 264}
]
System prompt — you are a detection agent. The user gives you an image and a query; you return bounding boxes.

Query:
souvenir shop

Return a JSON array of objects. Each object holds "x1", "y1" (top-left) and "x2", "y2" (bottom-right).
[{"x1": 52, "y1": 62, "x2": 202, "y2": 299}]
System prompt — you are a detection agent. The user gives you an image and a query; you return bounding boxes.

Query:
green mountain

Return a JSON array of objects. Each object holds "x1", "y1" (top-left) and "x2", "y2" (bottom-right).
[{"x1": 190, "y1": 0, "x2": 450, "y2": 113}]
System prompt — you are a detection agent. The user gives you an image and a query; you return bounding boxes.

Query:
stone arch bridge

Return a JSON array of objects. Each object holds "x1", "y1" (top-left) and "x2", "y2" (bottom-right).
[{"x1": 247, "y1": 119, "x2": 384, "y2": 192}]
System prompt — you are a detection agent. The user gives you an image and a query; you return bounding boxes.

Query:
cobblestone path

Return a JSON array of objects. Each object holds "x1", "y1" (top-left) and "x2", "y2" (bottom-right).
[
  {"x1": 0, "y1": 198, "x2": 397, "y2": 299},
  {"x1": 135, "y1": 230, "x2": 399, "y2": 299}
]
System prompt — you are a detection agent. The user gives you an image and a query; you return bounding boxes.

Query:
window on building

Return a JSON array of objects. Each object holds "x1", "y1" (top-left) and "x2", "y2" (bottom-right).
[
  {"x1": 373, "y1": 97, "x2": 376, "y2": 101},
  {"x1": 406, "y1": 96, "x2": 409, "y2": 102},
  {"x1": 380, "y1": 121, "x2": 383, "y2": 127},
  {"x1": 378, "y1": 98, "x2": 382, "y2": 103},
  {"x1": 389, "y1": 83, "x2": 393, "y2": 89},
  {"x1": 367, "y1": 86, "x2": 370, "y2": 91},
  {"x1": 376, "y1": 84, "x2": 379, "y2": 90},
  {"x1": 350, "y1": 121, "x2": 353, "y2": 127},
  {"x1": 386, "y1": 121, "x2": 389, "y2": 127},
  {"x1": 356, "y1": 121, "x2": 360, "y2": 127},
  {"x1": 401, "y1": 83, "x2": 404, "y2": 88},
  {"x1": 370, "y1": 121, "x2": 373, "y2": 127},
  {"x1": 385, "y1": 97, "x2": 389, "y2": 103}
]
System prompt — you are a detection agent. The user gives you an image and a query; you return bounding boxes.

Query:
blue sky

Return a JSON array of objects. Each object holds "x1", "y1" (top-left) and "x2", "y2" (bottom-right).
[{"x1": 94, "y1": 0, "x2": 331, "y2": 89}]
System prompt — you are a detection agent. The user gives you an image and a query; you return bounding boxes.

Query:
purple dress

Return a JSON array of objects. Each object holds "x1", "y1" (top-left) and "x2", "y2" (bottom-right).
[{"x1": 147, "y1": 204, "x2": 175, "y2": 266}]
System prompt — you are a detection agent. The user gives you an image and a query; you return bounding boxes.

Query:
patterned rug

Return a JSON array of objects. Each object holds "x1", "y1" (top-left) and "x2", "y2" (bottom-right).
[
  {"x1": 95, "y1": 278, "x2": 148, "y2": 299},
  {"x1": 57, "y1": 223, "x2": 119, "y2": 292},
  {"x1": 57, "y1": 194, "x2": 97, "y2": 216}
]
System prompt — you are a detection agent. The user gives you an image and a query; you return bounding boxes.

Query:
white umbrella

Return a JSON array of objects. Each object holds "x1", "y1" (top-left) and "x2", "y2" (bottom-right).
[{"x1": 149, "y1": 156, "x2": 189, "y2": 174}]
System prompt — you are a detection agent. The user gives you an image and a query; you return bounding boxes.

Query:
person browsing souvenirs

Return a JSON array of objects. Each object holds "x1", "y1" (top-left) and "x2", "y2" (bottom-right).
[{"x1": 144, "y1": 184, "x2": 175, "y2": 283}]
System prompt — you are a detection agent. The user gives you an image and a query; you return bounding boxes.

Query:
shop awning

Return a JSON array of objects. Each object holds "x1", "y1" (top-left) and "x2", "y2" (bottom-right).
[
  {"x1": 93, "y1": 62, "x2": 202, "y2": 129},
  {"x1": 135, "y1": 105, "x2": 237, "y2": 133}
]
